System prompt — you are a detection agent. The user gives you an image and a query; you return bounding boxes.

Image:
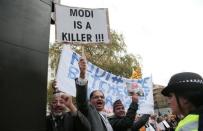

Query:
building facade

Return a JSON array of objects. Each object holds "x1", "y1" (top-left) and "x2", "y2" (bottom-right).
[{"x1": 153, "y1": 84, "x2": 171, "y2": 115}]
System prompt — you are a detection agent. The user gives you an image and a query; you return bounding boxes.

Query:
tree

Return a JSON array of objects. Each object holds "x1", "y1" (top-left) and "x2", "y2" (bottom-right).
[
  {"x1": 71, "y1": 30, "x2": 141, "y2": 77},
  {"x1": 47, "y1": 30, "x2": 142, "y2": 104},
  {"x1": 49, "y1": 30, "x2": 141, "y2": 78}
]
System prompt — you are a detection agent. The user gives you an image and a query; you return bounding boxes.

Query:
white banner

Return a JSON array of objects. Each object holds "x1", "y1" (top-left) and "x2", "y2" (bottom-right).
[
  {"x1": 56, "y1": 45, "x2": 154, "y2": 114},
  {"x1": 55, "y1": 4, "x2": 111, "y2": 44}
]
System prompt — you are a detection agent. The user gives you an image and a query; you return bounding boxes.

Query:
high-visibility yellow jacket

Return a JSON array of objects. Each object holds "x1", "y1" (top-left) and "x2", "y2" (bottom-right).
[{"x1": 175, "y1": 114, "x2": 199, "y2": 131}]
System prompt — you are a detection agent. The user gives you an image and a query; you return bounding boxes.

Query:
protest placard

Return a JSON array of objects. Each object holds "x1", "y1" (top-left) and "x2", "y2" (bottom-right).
[{"x1": 55, "y1": 4, "x2": 110, "y2": 44}]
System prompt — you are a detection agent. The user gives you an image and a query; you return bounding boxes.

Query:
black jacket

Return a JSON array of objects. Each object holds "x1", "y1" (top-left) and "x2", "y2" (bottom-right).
[
  {"x1": 108, "y1": 102, "x2": 138, "y2": 131},
  {"x1": 76, "y1": 79, "x2": 108, "y2": 131},
  {"x1": 46, "y1": 111, "x2": 91, "y2": 131},
  {"x1": 132, "y1": 114, "x2": 150, "y2": 131}
]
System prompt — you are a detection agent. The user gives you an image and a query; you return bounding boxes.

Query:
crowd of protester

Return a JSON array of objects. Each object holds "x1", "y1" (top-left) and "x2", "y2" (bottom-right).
[{"x1": 47, "y1": 57, "x2": 203, "y2": 131}]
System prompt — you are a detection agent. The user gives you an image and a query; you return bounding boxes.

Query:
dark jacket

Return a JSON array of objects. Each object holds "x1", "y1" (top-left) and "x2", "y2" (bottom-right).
[
  {"x1": 46, "y1": 111, "x2": 91, "y2": 131},
  {"x1": 108, "y1": 102, "x2": 138, "y2": 131},
  {"x1": 76, "y1": 79, "x2": 108, "y2": 131},
  {"x1": 132, "y1": 114, "x2": 150, "y2": 131}
]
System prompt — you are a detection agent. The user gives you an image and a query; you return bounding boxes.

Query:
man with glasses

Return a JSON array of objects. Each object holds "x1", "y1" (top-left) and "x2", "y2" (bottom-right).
[
  {"x1": 46, "y1": 90, "x2": 91, "y2": 131},
  {"x1": 75, "y1": 57, "x2": 113, "y2": 131}
]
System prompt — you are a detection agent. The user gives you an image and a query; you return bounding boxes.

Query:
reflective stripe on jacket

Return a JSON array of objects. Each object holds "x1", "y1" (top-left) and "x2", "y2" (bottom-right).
[{"x1": 175, "y1": 114, "x2": 199, "y2": 131}]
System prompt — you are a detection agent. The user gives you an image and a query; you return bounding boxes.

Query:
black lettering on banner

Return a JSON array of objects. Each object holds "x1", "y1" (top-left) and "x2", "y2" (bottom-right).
[
  {"x1": 71, "y1": 33, "x2": 76, "y2": 41},
  {"x1": 81, "y1": 34, "x2": 86, "y2": 41},
  {"x1": 101, "y1": 34, "x2": 104, "y2": 42},
  {"x1": 78, "y1": 9, "x2": 84, "y2": 17},
  {"x1": 70, "y1": 9, "x2": 94, "y2": 18},
  {"x1": 86, "y1": 34, "x2": 92, "y2": 42},
  {"x1": 76, "y1": 33, "x2": 81, "y2": 41},
  {"x1": 95, "y1": 34, "x2": 104, "y2": 42},
  {"x1": 62, "y1": 32, "x2": 67, "y2": 41},
  {"x1": 74, "y1": 21, "x2": 82, "y2": 29},
  {"x1": 62, "y1": 33, "x2": 92, "y2": 42},
  {"x1": 84, "y1": 9, "x2": 94, "y2": 18},
  {"x1": 68, "y1": 32, "x2": 70, "y2": 40},
  {"x1": 86, "y1": 22, "x2": 91, "y2": 29},
  {"x1": 70, "y1": 9, "x2": 77, "y2": 16}
]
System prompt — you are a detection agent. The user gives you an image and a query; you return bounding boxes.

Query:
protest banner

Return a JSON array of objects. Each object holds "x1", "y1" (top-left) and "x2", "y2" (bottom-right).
[
  {"x1": 56, "y1": 45, "x2": 154, "y2": 114},
  {"x1": 55, "y1": 4, "x2": 111, "y2": 44}
]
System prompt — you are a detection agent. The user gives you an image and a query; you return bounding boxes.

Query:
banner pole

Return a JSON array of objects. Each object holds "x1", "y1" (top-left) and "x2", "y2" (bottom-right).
[{"x1": 81, "y1": 46, "x2": 86, "y2": 59}]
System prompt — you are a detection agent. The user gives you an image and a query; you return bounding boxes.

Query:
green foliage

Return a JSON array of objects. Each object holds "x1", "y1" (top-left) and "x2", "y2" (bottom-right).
[
  {"x1": 49, "y1": 44, "x2": 63, "y2": 75},
  {"x1": 47, "y1": 30, "x2": 142, "y2": 105},
  {"x1": 71, "y1": 30, "x2": 140, "y2": 77},
  {"x1": 48, "y1": 30, "x2": 141, "y2": 78},
  {"x1": 47, "y1": 80, "x2": 55, "y2": 106}
]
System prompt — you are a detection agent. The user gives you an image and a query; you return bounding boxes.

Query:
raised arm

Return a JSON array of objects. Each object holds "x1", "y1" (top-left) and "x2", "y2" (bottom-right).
[
  {"x1": 109, "y1": 93, "x2": 139, "y2": 129},
  {"x1": 75, "y1": 58, "x2": 89, "y2": 116}
]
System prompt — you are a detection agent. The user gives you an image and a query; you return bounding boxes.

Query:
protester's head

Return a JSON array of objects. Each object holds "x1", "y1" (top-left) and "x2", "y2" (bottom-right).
[
  {"x1": 90, "y1": 90, "x2": 105, "y2": 111},
  {"x1": 163, "y1": 114, "x2": 168, "y2": 120},
  {"x1": 157, "y1": 116, "x2": 163, "y2": 123},
  {"x1": 50, "y1": 91, "x2": 66, "y2": 116},
  {"x1": 149, "y1": 115, "x2": 157, "y2": 124},
  {"x1": 113, "y1": 99, "x2": 125, "y2": 117},
  {"x1": 169, "y1": 114, "x2": 176, "y2": 121},
  {"x1": 150, "y1": 114, "x2": 157, "y2": 120},
  {"x1": 161, "y1": 72, "x2": 203, "y2": 116}
]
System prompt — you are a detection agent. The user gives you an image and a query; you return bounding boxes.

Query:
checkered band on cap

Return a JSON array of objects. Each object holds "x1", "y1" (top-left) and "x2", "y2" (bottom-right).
[
  {"x1": 174, "y1": 79, "x2": 203, "y2": 84},
  {"x1": 162, "y1": 72, "x2": 203, "y2": 96}
]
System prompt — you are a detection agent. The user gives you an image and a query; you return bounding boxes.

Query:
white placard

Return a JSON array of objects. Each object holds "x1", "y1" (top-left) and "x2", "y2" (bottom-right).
[{"x1": 55, "y1": 4, "x2": 111, "y2": 44}]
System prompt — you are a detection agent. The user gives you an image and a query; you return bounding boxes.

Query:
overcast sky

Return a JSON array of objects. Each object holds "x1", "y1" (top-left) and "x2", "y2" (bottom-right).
[{"x1": 50, "y1": 0, "x2": 203, "y2": 86}]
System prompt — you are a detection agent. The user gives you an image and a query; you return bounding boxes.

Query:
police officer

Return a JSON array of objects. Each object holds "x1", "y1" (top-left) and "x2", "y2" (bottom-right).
[{"x1": 161, "y1": 72, "x2": 203, "y2": 131}]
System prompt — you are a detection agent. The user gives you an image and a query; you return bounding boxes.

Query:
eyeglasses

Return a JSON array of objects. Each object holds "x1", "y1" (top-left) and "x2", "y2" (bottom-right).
[{"x1": 92, "y1": 95, "x2": 104, "y2": 99}]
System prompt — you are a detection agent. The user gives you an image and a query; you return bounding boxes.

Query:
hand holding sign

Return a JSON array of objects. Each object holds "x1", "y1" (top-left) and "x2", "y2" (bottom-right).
[
  {"x1": 78, "y1": 57, "x2": 87, "y2": 79},
  {"x1": 131, "y1": 93, "x2": 139, "y2": 103}
]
